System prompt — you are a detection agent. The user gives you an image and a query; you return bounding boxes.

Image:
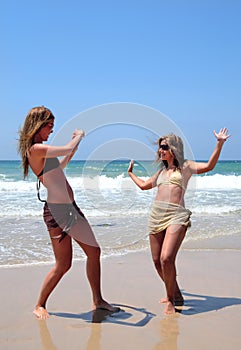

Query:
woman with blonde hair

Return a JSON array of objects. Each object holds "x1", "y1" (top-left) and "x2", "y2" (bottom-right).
[
  {"x1": 128, "y1": 128, "x2": 230, "y2": 314},
  {"x1": 18, "y1": 106, "x2": 119, "y2": 319}
]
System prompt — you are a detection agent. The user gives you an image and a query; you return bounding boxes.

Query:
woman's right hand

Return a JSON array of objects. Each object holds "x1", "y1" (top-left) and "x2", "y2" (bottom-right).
[{"x1": 128, "y1": 159, "x2": 134, "y2": 173}]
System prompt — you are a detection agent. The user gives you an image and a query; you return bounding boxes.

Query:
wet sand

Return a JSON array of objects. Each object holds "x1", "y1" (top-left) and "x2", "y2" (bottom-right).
[{"x1": 1, "y1": 249, "x2": 241, "y2": 350}]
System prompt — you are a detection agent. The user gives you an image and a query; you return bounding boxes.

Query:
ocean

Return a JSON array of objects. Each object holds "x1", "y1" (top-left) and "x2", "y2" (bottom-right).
[{"x1": 0, "y1": 160, "x2": 241, "y2": 267}]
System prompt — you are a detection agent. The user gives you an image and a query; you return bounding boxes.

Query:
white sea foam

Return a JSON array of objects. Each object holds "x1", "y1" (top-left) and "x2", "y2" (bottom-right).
[
  {"x1": 0, "y1": 174, "x2": 240, "y2": 218},
  {"x1": 1, "y1": 173, "x2": 241, "y2": 192},
  {"x1": 0, "y1": 180, "x2": 35, "y2": 192},
  {"x1": 194, "y1": 174, "x2": 241, "y2": 190}
]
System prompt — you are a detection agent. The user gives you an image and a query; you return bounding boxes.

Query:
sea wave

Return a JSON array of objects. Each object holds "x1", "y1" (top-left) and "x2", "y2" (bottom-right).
[
  {"x1": 194, "y1": 174, "x2": 241, "y2": 190},
  {"x1": 0, "y1": 173, "x2": 241, "y2": 192},
  {"x1": 0, "y1": 173, "x2": 240, "y2": 218}
]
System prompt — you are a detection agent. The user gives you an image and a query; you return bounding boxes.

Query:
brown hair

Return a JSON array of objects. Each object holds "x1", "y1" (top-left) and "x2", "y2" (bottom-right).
[
  {"x1": 156, "y1": 133, "x2": 185, "y2": 170},
  {"x1": 18, "y1": 106, "x2": 54, "y2": 178}
]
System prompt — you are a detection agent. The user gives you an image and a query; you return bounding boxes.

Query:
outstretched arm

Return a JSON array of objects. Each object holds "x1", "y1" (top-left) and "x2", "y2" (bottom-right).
[
  {"x1": 187, "y1": 127, "x2": 231, "y2": 174},
  {"x1": 59, "y1": 129, "x2": 85, "y2": 169},
  {"x1": 30, "y1": 129, "x2": 85, "y2": 160},
  {"x1": 128, "y1": 160, "x2": 160, "y2": 190}
]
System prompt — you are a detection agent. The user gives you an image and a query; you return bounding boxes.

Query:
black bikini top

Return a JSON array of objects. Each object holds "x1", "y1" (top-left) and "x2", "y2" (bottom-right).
[
  {"x1": 37, "y1": 157, "x2": 60, "y2": 202},
  {"x1": 37, "y1": 157, "x2": 60, "y2": 177}
]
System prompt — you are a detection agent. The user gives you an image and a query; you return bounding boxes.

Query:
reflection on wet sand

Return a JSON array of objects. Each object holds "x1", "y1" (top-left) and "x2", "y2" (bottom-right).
[
  {"x1": 37, "y1": 320, "x2": 58, "y2": 350},
  {"x1": 37, "y1": 305, "x2": 156, "y2": 349},
  {"x1": 154, "y1": 316, "x2": 179, "y2": 350}
]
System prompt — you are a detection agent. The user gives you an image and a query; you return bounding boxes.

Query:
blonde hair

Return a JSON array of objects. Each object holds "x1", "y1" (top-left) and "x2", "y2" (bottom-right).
[
  {"x1": 156, "y1": 133, "x2": 185, "y2": 170},
  {"x1": 18, "y1": 106, "x2": 54, "y2": 178}
]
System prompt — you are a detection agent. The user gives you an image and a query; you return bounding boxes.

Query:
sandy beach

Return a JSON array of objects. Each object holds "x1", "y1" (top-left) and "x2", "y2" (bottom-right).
[{"x1": 1, "y1": 249, "x2": 241, "y2": 350}]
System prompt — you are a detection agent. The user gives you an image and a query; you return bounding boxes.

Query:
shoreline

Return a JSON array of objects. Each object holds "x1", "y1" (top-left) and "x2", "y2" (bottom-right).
[
  {"x1": 1, "y1": 238, "x2": 241, "y2": 269},
  {"x1": 1, "y1": 249, "x2": 241, "y2": 349}
]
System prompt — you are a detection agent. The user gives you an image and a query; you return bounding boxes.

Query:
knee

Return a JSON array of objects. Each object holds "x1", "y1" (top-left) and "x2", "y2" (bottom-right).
[
  {"x1": 87, "y1": 246, "x2": 101, "y2": 260},
  {"x1": 63, "y1": 261, "x2": 72, "y2": 274},
  {"x1": 160, "y1": 255, "x2": 173, "y2": 270},
  {"x1": 152, "y1": 256, "x2": 162, "y2": 270},
  {"x1": 56, "y1": 260, "x2": 72, "y2": 276}
]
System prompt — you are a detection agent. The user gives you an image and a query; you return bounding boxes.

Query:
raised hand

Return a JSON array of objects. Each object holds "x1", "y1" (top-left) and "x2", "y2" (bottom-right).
[
  {"x1": 214, "y1": 128, "x2": 231, "y2": 142},
  {"x1": 72, "y1": 129, "x2": 85, "y2": 139},
  {"x1": 128, "y1": 159, "x2": 134, "y2": 173}
]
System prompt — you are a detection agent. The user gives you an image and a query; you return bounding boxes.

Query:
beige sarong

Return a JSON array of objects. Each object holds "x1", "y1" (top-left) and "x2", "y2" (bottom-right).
[{"x1": 148, "y1": 201, "x2": 192, "y2": 235}]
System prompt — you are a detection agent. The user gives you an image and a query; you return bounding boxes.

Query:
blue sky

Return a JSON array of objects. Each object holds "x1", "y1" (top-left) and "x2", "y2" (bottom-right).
[{"x1": 0, "y1": 0, "x2": 240, "y2": 160}]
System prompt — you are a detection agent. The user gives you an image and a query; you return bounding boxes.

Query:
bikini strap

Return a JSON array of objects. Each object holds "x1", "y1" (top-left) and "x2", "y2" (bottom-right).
[{"x1": 36, "y1": 179, "x2": 46, "y2": 203}]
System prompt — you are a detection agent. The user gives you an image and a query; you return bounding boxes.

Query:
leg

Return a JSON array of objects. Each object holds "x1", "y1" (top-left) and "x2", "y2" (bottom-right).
[
  {"x1": 149, "y1": 232, "x2": 183, "y2": 304},
  {"x1": 71, "y1": 218, "x2": 119, "y2": 313},
  {"x1": 74, "y1": 240, "x2": 119, "y2": 312},
  {"x1": 161, "y1": 224, "x2": 187, "y2": 315},
  {"x1": 149, "y1": 230, "x2": 165, "y2": 280},
  {"x1": 33, "y1": 227, "x2": 72, "y2": 319}
]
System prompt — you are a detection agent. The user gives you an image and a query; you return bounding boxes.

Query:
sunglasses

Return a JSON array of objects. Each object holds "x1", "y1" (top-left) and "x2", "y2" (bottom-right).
[{"x1": 159, "y1": 144, "x2": 169, "y2": 150}]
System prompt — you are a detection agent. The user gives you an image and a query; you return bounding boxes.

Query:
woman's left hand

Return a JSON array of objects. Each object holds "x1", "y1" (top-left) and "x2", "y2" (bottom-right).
[
  {"x1": 214, "y1": 128, "x2": 231, "y2": 142},
  {"x1": 72, "y1": 129, "x2": 85, "y2": 139}
]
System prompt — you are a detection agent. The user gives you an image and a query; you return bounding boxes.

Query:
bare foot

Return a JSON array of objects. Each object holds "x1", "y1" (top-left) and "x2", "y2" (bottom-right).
[
  {"x1": 93, "y1": 300, "x2": 120, "y2": 313},
  {"x1": 160, "y1": 294, "x2": 184, "y2": 306},
  {"x1": 33, "y1": 306, "x2": 50, "y2": 319},
  {"x1": 164, "y1": 301, "x2": 176, "y2": 315},
  {"x1": 160, "y1": 297, "x2": 168, "y2": 304}
]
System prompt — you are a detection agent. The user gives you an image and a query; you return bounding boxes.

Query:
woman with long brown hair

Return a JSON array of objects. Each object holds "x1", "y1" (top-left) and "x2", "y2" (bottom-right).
[{"x1": 19, "y1": 106, "x2": 119, "y2": 319}]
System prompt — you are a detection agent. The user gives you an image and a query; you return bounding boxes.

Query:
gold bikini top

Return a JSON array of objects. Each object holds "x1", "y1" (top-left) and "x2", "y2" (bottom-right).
[{"x1": 156, "y1": 169, "x2": 185, "y2": 189}]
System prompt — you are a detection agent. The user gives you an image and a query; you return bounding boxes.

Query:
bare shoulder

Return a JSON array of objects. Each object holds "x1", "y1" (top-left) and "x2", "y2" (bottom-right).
[
  {"x1": 29, "y1": 143, "x2": 49, "y2": 157},
  {"x1": 30, "y1": 143, "x2": 49, "y2": 152}
]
